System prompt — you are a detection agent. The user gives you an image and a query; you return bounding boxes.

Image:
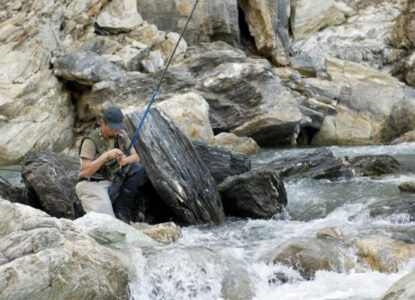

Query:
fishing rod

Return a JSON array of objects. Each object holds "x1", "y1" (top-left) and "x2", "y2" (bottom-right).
[
  {"x1": 109, "y1": 0, "x2": 200, "y2": 198},
  {"x1": 0, "y1": 168, "x2": 21, "y2": 173},
  {"x1": 125, "y1": 0, "x2": 200, "y2": 155}
]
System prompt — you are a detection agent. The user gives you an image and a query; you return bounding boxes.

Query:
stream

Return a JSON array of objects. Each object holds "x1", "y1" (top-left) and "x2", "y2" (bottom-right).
[{"x1": 129, "y1": 143, "x2": 415, "y2": 300}]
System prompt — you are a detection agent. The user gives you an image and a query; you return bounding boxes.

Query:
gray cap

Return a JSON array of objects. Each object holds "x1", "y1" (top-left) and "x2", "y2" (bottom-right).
[{"x1": 103, "y1": 106, "x2": 124, "y2": 130}]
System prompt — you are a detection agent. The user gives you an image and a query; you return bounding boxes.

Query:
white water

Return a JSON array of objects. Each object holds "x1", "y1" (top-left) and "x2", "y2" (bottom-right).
[{"x1": 127, "y1": 144, "x2": 415, "y2": 299}]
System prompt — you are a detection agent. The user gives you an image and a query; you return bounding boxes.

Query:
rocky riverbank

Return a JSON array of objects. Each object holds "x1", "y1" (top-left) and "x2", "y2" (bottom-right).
[{"x1": 1, "y1": 0, "x2": 415, "y2": 299}]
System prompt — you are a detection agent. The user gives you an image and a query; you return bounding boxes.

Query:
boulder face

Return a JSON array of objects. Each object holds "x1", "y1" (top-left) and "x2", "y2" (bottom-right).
[
  {"x1": 0, "y1": 176, "x2": 27, "y2": 205},
  {"x1": 307, "y1": 57, "x2": 415, "y2": 145},
  {"x1": 290, "y1": 0, "x2": 405, "y2": 72},
  {"x1": 135, "y1": 0, "x2": 240, "y2": 46},
  {"x1": 355, "y1": 236, "x2": 415, "y2": 273},
  {"x1": 380, "y1": 270, "x2": 415, "y2": 300},
  {"x1": 218, "y1": 169, "x2": 287, "y2": 219},
  {"x1": 237, "y1": 0, "x2": 290, "y2": 66},
  {"x1": 191, "y1": 139, "x2": 251, "y2": 184},
  {"x1": 259, "y1": 148, "x2": 349, "y2": 181},
  {"x1": 125, "y1": 108, "x2": 225, "y2": 225},
  {"x1": 77, "y1": 42, "x2": 304, "y2": 146},
  {"x1": 54, "y1": 51, "x2": 128, "y2": 85},
  {"x1": 96, "y1": 0, "x2": 143, "y2": 33},
  {"x1": 156, "y1": 92, "x2": 215, "y2": 143},
  {"x1": 346, "y1": 155, "x2": 400, "y2": 177},
  {"x1": 292, "y1": 0, "x2": 351, "y2": 40},
  {"x1": 0, "y1": 199, "x2": 131, "y2": 300},
  {"x1": 368, "y1": 196, "x2": 415, "y2": 222},
  {"x1": 272, "y1": 237, "x2": 355, "y2": 280},
  {"x1": 21, "y1": 151, "x2": 80, "y2": 219}
]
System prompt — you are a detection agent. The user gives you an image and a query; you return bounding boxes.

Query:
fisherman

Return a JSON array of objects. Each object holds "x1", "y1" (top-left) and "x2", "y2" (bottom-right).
[{"x1": 75, "y1": 106, "x2": 145, "y2": 223}]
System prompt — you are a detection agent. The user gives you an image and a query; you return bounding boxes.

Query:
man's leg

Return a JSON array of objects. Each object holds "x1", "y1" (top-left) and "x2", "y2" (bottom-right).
[
  {"x1": 75, "y1": 180, "x2": 115, "y2": 217},
  {"x1": 113, "y1": 162, "x2": 145, "y2": 223}
]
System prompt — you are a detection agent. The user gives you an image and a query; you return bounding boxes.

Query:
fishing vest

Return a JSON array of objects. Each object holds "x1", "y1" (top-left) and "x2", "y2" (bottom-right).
[{"x1": 79, "y1": 128, "x2": 125, "y2": 181}]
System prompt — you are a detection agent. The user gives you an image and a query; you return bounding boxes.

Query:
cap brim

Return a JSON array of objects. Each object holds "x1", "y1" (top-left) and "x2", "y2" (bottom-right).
[{"x1": 107, "y1": 122, "x2": 124, "y2": 131}]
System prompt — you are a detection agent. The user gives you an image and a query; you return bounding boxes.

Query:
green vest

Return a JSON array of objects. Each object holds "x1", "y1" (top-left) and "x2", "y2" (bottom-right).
[{"x1": 79, "y1": 129, "x2": 125, "y2": 180}]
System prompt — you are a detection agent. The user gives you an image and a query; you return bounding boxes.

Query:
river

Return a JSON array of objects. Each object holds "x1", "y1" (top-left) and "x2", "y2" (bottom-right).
[{"x1": 129, "y1": 143, "x2": 415, "y2": 300}]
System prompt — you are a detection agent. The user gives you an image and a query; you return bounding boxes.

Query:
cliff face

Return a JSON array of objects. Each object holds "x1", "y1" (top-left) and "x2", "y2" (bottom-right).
[{"x1": 0, "y1": 0, "x2": 414, "y2": 165}]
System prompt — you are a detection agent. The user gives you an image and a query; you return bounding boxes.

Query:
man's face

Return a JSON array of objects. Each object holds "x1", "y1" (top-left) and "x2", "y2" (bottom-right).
[{"x1": 102, "y1": 122, "x2": 120, "y2": 138}]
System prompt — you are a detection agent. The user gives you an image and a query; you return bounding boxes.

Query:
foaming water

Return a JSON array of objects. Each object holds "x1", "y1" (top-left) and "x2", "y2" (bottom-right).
[{"x1": 129, "y1": 144, "x2": 415, "y2": 299}]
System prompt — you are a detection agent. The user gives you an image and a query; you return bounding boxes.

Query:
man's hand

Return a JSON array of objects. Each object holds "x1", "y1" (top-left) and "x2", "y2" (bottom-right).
[{"x1": 106, "y1": 148, "x2": 124, "y2": 161}]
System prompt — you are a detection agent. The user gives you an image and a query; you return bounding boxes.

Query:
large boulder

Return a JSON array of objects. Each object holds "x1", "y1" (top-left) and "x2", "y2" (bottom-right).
[
  {"x1": 0, "y1": 199, "x2": 131, "y2": 299},
  {"x1": 0, "y1": 176, "x2": 27, "y2": 205},
  {"x1": 73, "y1": 212, "x2": 157, "y2": 247},
  {"x1": 192, "y1": 139, "x2": 251, "y2": 184},
  {"x1": 96, "y1": 0, "x2": 143, "y2": 33},
  {"x1": 77, "y1": 42, "x2": 304, "y2": 146},
  {"x1": 258, "y1": 148, "x2": 349, "y2": 181},
  {"x1": 21, "y1": 151, "x2": 80, "y2": 219},
  {"x1": 213, "y1": 132, "x2": 259, "y2": 154},
  {"x1": 156, "y1": 92, "x2": 215, "y2": 143},
  {"x1": 292, "y1": 0, "x2": 352, "y2": 39},
  {"x1": 355, "y1": 236, "x2": 415, "y2": 273},
  {"x1": 0, "y1": 0, "x2": 114, "y2": 165},
  {"x1": 135, "y1": 0, "x2": 240, "y2": 46},
  {"x1": 368, "y1": 196, "x2": 415, "y2": 222},
  {"x1": 271, "y1": 237, "x2": 355, "y2": 280},
  {"x1": 308, "y1": 57, "x2": 415, "y2": 144},
  {"x1": 380, "y1": 270, "x2": 415, "y2": 300},
  {"x1": 125, "y1": 108, "x2": 225, "y2": 225},
  {"x1": 345, "y1": 155, "x2": 400, "y2": 177},
  {"x1": 53, "y1": 51, "x2": 128, "y2": 85},
  {"x1": 291, "y1": 1, "x2": 407, "y2": 72},
  {"x1": 218, "y1": 169, "x2": 287, "y2": 219}
]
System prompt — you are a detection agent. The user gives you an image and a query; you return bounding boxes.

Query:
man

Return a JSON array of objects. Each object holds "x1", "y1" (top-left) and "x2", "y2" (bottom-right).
[{"x1": 75, "y1": 106, "x2": 144, "y2": 223}]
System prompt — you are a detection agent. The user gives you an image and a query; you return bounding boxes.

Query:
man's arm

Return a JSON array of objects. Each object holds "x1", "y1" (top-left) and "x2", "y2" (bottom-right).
[
  {"x1": 80, "y1": 148, "x2": 124, "y2": 178},
  {"x1": 119, "y1": 147, "x2": 140, "y2": 166}
]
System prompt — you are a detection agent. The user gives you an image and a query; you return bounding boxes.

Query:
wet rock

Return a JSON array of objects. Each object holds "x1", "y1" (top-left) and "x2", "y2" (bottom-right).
[
  {"x1": 191, "y1": 139, "x2": 251, "y2": 184},
  {"x1": 53, "y1": 51, "x2": 128, "y2": 86},
  {"x1": 213, "y1": 132, "x2": 259, "y2": 154},
  {"x1": 399, "y1": 181, "x2": 415, "y2": 193},
  {"x1": 0, "y1": 176, "x2": 27, "y2": 204},
  {"x1": 131, "y1": 222, "x2": 182, "y2": 244},
  {"x1": 346, "y1": 155, "x2": 400, "y2": 177},
  {"x1": 21, "y1": 151, "x2": 80, "y2": 219},
  {"x1": 156, "y1": 92, "x2": 215, "y2": 143},
  {"x1": 272, "y1": 237, "x2": 355, "y2": 280},
  {"x1": 263, "y1": 148, "x2": 348, "y2": 181},
  {"x1": 355, "y1": 236, "x2": 415, "y2": 273},
  {"x1": 368, "y1": 196, "x2": 415, "y2": 222},
  {"x1": 380, "y1": 270, "x2": 415, "y2": 300},
  {"x1": 0, "y1": 199, "x2": 131, "y2": 299},
  {"x1": 74, "y1": 212, "x2": 157, "y2": 247},
  {"x1": 125, "y1": 108, "x2": 225, "y2": 225},
  {"x1": 96, "y1": 0, "x2": 143, "y2": 33},
  {"x1": 135, "y1": 0, "x2": 240, "y2": 46},
  {"x1": 316, "y1": 226, "x2": 344, "y2": 240},
  {"x1": 221, "y1": 255, "x2": 254, "y2": 300},
  {"x1": 218, "y1": 169, "x2": 287, "y2": 219}
]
